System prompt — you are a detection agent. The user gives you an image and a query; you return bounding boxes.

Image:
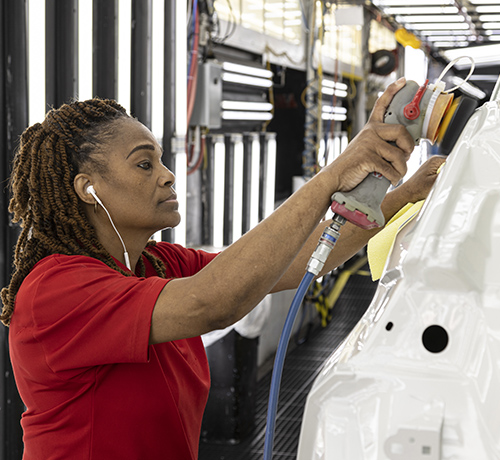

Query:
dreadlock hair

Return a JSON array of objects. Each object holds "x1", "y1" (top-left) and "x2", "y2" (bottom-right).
[{"x1": 1, "y1": 98, "x2": 166, "y2": 326}]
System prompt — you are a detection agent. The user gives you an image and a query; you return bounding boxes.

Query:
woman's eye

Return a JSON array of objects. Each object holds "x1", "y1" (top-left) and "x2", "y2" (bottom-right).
[{"x1": 139, "y1": 161, "x2": 152, "y2": 170}]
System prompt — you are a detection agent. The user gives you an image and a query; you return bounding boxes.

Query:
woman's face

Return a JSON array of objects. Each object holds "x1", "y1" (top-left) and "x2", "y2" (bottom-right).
[{"x1": 87, "y1": 117, "x2": 180, "y2": 237}]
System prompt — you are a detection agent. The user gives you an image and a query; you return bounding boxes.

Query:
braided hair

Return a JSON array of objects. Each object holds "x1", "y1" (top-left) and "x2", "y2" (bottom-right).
[{"x1": 1, "y1": 98, "x2": 166, "y2": 326}]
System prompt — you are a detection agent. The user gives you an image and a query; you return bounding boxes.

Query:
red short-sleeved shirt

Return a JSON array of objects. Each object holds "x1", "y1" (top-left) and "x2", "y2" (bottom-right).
[{"x1": 9, "y1": 242, "x2": 218, "y2": 460}]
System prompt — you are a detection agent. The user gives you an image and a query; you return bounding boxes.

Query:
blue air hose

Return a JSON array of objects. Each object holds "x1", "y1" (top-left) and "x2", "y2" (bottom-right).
[
  {"x1": 263, "y1": 214, "x2": 346, "y2": 460},
  {"x1": 263, "y1": 270, "x2": 315, "y2": 460}
]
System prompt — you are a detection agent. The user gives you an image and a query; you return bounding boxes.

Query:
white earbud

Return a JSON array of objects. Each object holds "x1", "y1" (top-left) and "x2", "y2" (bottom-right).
[{"x1": 86, "y1": 185, "x2": 131, "y2": 271}]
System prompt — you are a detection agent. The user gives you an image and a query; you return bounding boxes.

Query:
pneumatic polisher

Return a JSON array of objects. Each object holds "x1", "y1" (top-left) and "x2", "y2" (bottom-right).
[{"x1": 330, "y1": 79, "x2": 477, "y2": 230}]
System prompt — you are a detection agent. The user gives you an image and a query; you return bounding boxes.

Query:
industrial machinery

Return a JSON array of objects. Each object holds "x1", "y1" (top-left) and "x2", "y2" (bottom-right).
[{"x1": 296, "y1": 75, "x2": 500, "y2": 459}]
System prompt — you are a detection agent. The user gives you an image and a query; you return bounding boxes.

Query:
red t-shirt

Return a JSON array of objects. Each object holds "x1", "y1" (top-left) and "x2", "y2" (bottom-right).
[{"x1": 9, "y1": 242, "x2": 218, "y2": 459}]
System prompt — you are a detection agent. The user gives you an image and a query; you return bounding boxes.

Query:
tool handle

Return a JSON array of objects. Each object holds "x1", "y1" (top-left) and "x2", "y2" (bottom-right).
[{"x1": 330, "y1": 172, "x2": 391, "y2": 229}]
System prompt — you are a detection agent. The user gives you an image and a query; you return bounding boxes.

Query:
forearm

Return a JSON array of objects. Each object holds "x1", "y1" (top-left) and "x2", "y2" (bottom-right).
[{"x1": 272, "y1": 184, "x2": 415, "y2": 291}]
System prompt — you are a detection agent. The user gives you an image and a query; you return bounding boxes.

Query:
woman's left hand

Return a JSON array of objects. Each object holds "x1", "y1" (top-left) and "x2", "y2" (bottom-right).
[{"x1": 396, "y1": 155, "x2": 446, "y2": 203}]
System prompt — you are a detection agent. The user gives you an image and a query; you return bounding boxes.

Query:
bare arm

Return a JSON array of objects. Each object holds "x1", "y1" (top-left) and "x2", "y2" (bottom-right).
[
  {"x1": 270, "y1": 154, "x2": 446, "y2": 291},
  {"x1": 149, "y1": 79, "x2": 415, "y2": 344}
]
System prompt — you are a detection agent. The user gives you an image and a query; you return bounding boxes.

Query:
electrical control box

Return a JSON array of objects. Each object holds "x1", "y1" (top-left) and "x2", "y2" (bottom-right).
[{"x1": 190, "y1": 60, "x2": 222, "y2": 129}]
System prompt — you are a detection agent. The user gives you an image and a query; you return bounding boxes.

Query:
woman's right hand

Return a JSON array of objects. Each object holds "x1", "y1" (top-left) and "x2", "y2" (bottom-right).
[{"x1": 324, "y1": 78, "x2": 415, "y2": 193}]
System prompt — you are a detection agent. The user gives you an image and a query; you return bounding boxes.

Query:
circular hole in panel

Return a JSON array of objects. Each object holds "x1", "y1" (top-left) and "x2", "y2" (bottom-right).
[
  {"x1": 422, "y1": 325, "x2": 449, "y2": 353},
  {"x1": 385, "y1": 322, "x2": 394, "y2": 331}
]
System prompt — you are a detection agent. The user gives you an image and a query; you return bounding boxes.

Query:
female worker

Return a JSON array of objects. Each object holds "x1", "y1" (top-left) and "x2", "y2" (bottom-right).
[{"x1": 1, "y1": 78, "x2": 443, "y2": 459}]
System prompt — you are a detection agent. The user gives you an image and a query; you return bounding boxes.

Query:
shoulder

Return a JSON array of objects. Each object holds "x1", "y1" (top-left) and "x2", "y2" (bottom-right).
[{"x1": 15, "y1": 254, "x2": 167, "y2": 328}]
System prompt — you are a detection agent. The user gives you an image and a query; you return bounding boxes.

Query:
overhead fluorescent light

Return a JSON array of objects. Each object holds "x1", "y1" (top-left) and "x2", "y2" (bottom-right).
[
  {"x1": 322, "y1": 105, "x2": 348, "y2": 114},
  {"x1": 397, "y1": 15, "x2": 465, "y2": 23},
  {"x1": 469, "y1": 0, "x2": 500, "y2": 4},
  {"x1": 221, "y1": 62, "x2": 273, "y2": 79},
  {"x1": 222, "y1": 72, "x2": 273, "y2": 88},
  {"x1": 374, "y1": 0, "x2": 454, "y2": 5},
  {"x1": 488, "y1": 35, "x2": 500, "y2": 40},
  {"x1": 213, "y1": 137, "x2": 225, "y2": 248},
  {"x1": 409, "y1": 23, "x2": 469, "y2": 30},
  {"x1": 221, "y1": 101, "x2": 273, "y2": 111},
  {"x1": 433, "y1": 41, "x2": 469, "y2": 47},
  {"x1": 476, "y1": 6, "x2": 500, "y2": 13},
  {"x1": 483, "y1": 22, "x2": 500, "y2": 29},
  {"x1": 386, "y1": 6, "x2": 458, "y2": 15},
  {"x1": 322, "y1": 79, "x2": 348, "y2": 91},
  {"x1": 425, "y1": 35, "x2": 469, "y2": 41},
  {"x1": 322, "y1": 113, "x2": 348, "y2": 121},
  {"x1": 322, "y1": 87, "x2": 348, "y2": 98},
  {"x1": 479, "y1": 14, "x2": 500, "y2": 22},
  {"x1": 420, "y1": 29, "x2": 473, "y2": 35},
  {"x1": 249, "y1": 136, "x2": 260, "y2": 230},
  {"x1": 443, "y1": 43, "x2": 500, "y2": 67},
  {"x1": 222, "y1": 111, "x2": 273, "y2": 121},
  {"x1": 232, "y1": 137, "x2": 244, "y2": 242},
  {"x1": 263, "y1": 134, "x2": 276, "y2": 219}
]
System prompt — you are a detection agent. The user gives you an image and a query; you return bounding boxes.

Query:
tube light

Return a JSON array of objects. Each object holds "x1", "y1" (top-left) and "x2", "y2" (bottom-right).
[
  {"x1": 374, "y1": 0, "x2": 454, "y2": 5},
  {"x1": 443, "y1": 43, "x2": 500, "y2": 66},
  {"x1": 118, "y1": 0, "x2": 132, "y2": 113},
  {"x1": 221, "y1": 101, "x2": 274, "y2": 111},
  {"x1": 173, "y1": 151, "x2": 187, "y2": 246},
  {"x1": 397, "y1": 15, "x2": 465, "y2": 23},
  {"x1": 426, "y1": 35, "x2": 469, "y2": 41},
  {"x1": 322, "y1": 105, "x2": 347, "y2": 114},
  {"x1": 264, "y1": 135, "x2": 276, "y2": 219},
  {"x1": 409, "y1": 23, "x2": 469, "y2": 30},
  {"x1": 483, "y1": 22, "x2": 500, "y2": 29},
  {"x1": 250, "y1": 136, "x2": 260, "y2": 230},
  {"x1": 232, "y1": 138, "x2": 244, "y2": 242},
  {"x1": 28, "y1": 0, "x2": 46, "y2": 125},
  {"x1": 222, "y1": 72, "x2": 273, "y2": 88},
  {"x1": 78, "y1": 0, "x2": 93, "y2": 101},
  {"x1": 386, "y1": 6, "x2": 458, "y2": 15},
  {"x1": 479, "y1": 15, "x2": 500, "y2": 22},
  {"x1": 433, "y1": 41, "x2": 469, "y2": 47},
  {"x1": 321, "y1": 113, "x2": 347, "y2": 121},
  {"x1": 151, "y1": 0, "x2": 165, "y2": 140},
  {"x1": 477, "y1": 6, "x2": 500, "y2": 13},
  {"x1": 221, "y1": 62, "x2": 273, "y2": 79},
  {"x1": 322, "y1": 87, "x2": 348, "y2": 98},
  {"x1": 340, "y1": 134, "x2": 348, "y2": 154},
  {"x1": 222, "y1": 111, "x2": 273, "y2": 121},
  {"x1": 420, "y1": 29, "x2": 473, "y2": 35},
  {"x1": 469, "y1": 0, "x2": 500, "y2": 3},
  {"x1": 213, "y1": 138, "x2": 225, "y2": 248},
  {"x1": 173, "y1": 1, "x2": 187, "y2": 245},
  {"x1": 322, "y1": 79, "x2": 348, "y2": 91}
]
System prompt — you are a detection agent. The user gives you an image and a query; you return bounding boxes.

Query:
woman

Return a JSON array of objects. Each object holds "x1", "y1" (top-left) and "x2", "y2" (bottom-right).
[{"x1": 1, "y1": 78, "x2": 443, "y2": 459}]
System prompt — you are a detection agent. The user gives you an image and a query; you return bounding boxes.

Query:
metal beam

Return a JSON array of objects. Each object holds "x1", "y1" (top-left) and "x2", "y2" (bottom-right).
[
  {"x1": 93, "y1": 0, "x2": 118, "y2": 99},
  {"x1": 131, "y1": 0, "x2": 152, "y2": 128},
  {"x1": 45, "y1": 0, "x2": 78, "y2": 109},
  {"x1": 1, "y1": 0, "x2": 29, "y2": 458}
]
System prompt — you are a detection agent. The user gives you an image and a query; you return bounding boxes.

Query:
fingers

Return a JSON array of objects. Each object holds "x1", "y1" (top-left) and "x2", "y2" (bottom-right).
[
  {"x1": 369, "y1": 77, "x2": 407, "y2": 124},
  {"x1": 426, "y1": 155, "x2": 446, "y2": 175},
  {"x1": 371, "y1": 123, "x2": 415, "y2": 158},
  {"x1": 353, "y1": 123, "x2": 413, "y2": 184}
]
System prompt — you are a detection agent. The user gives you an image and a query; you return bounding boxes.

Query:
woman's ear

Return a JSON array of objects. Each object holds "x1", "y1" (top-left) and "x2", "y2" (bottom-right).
[{"x1": 74, "y1": 173, "x2": 95, "y2": 205}]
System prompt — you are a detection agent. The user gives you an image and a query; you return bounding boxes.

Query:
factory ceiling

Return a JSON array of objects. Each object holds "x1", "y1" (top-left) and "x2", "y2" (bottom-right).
[{"x1": 364, "y1": 0, "x2": 500, "y2": 98}]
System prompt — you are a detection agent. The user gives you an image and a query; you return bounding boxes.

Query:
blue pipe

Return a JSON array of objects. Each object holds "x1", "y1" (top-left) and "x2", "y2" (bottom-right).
[
  {"x1": 263, "y1": 270, "x2": 315, "y2": 460},
  {"x1": 263, "y1": 216, "x2": 345, "y2": 459}
]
